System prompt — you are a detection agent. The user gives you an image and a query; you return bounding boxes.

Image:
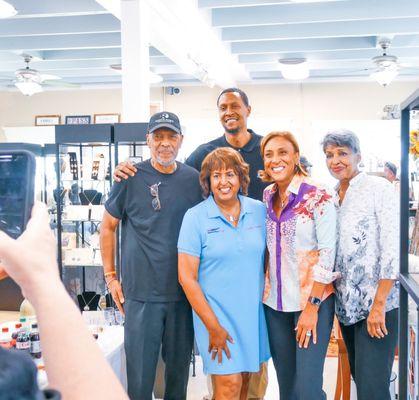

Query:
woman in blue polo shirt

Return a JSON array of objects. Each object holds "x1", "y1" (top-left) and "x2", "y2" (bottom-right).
[{"x1": 178, "y1": 147, "x2": 270, "y2": 400}]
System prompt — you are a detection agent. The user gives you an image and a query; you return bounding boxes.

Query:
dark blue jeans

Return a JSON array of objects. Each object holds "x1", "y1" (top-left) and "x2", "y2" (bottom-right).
[
  {"x1": 264, "y1": 295, "x2": 335, "y2": 400},
  {"x1": 124, "y1": 299, "x2": 193, "y2": 400},
  {"x1": 340, "y1": 308, "x2": 398, "y2": 400}
]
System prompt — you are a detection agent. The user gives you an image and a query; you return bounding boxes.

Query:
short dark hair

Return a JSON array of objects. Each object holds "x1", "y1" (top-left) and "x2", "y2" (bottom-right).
[
  {"x1": 200, "y1": 147, "x2": 250, "y2": 198},
  {"x1": 384, "y1": 161, "x2": 397, "y2": 176},
  {"x1": 216, "y1": 88, "x2": 250, "y2": 108}
]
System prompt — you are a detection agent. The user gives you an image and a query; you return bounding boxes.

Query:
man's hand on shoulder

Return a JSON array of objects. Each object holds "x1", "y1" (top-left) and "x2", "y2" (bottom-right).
[{"x1": 113, "y1": 161, "x2": 137, "y2": 182}]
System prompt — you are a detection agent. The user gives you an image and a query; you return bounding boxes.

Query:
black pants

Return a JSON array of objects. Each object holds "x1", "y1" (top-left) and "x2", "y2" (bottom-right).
[
  {"x1": 264, "y1": 295, "x2": 334, "y2": 400},
  {"x1": 340, "y1": 308, "x2": 398, "y2": 400},
  {"x1": 124, "y1": 299, "x2": 194, "y2": 400}
]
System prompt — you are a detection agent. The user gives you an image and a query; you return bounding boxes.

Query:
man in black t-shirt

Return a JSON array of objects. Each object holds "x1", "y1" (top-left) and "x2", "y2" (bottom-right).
[{"x1": 100, "y1": 112, "x2": 202, "y2": 400}]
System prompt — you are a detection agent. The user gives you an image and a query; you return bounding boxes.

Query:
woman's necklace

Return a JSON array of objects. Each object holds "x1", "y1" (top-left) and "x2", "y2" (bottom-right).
[
  {"x1": 280, "y1": 194, "x2": 288, "y2": 209},
  {"x1": 217, "y1": 201, "x2": 241, "y2": 223}
]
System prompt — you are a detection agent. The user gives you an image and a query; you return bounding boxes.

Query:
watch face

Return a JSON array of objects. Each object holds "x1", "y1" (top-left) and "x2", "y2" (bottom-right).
[{"x1": 310, "y1": 296, "x2": 321, "y2": 306}]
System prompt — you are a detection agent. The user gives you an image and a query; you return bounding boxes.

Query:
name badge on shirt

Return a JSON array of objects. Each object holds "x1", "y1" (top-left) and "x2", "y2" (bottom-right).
[{"x1": 207, "y1": 227, "x2": 223, "y2": 234}]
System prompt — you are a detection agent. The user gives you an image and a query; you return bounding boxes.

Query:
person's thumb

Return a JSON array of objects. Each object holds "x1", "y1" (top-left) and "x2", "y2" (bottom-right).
[{"x1": 117, "y1": 285, "x2": 125, "y2": 303}]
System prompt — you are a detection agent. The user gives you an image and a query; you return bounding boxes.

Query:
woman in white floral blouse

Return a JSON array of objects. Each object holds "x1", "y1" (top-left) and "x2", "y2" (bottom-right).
[{"x1": 322, "y1": 130, "x2": 399, "y2": 400}]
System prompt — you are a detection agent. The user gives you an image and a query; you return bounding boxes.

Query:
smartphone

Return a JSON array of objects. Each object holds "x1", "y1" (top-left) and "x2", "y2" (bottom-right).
[{"x1": 0, "y1": 150, "x2": 36, "y2": 239}]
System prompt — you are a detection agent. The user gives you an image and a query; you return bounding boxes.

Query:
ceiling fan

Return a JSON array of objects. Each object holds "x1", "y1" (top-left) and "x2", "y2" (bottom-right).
[
  {"x1": 339, "y1": 39, "x2": 419, "y2": 87},
  {"x1": 1, "y1": 54, "x2": 78, "y2": 96},
  {"x1": 369, "y1": 39, "x2": 401, "y2": 86}
]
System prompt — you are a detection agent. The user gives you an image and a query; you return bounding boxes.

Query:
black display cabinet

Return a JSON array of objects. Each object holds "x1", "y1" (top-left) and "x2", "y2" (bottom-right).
[{"x1": 399, "y1": 88, "x2": 419, "y2": 400}]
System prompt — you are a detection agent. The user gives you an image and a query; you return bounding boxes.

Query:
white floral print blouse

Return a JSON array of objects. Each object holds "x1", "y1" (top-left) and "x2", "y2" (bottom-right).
[{"x1": 334, "y1": 172, "x2": 399, "y2": 326}]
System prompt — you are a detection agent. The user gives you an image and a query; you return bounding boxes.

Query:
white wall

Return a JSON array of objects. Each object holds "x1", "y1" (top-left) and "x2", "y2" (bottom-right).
[{"x1": 0, "y1": 81, "x2": 417, "y2": 173}]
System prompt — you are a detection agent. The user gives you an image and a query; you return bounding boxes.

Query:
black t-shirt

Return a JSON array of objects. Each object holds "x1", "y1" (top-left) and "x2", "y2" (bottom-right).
[
  {"x1": 105, "y1": 160, "x2": 202, "y2": 302},
  {"x1": 185, "y1": 129, "x2": 268, "y2": 201}
]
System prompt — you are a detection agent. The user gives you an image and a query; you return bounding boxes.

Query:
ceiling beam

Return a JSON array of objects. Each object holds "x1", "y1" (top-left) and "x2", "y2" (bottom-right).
[
  {"x1": 40, "y1": 47, "x2": 163, "y2": 61},
  {"x1": 199, "y1": 0, "x2": 347, "y2": 8},
  {"x1": 0, "y1": 50, "x2": 43, "y2": 62},
  {"x1": 222, "y1": 18, "x2": 419, "y2": 41},
  {"x1": 8, "y1": 0, "x2": 107, "y2": 17},
  {"x1": 199, "y1": 0, "x2": 287, "y2": 7},
  {"x1": 249, "y1": 69, "x2": 419, "y2": 79},
  {"x1": 0, "y1": 59, "x2": 123, "y2": 72},
  {"x1": 0, "y1": 14, "x2": 120, "y2": 37},
  {"x1": 0, "y1": 33, "x2": 121, "y2": 52},
  {"x1": 245, "y1": 58, "x2": 419, "y2": 72},
  {"x1": 231, "y1": 36, "x2": 377, "y2": 54},
  {"x1": 238, "y1": 47, "x2": 419, "y2": 63},
  {"x1": 212, "y1": 0, "x2": 419, "y2": 27}
]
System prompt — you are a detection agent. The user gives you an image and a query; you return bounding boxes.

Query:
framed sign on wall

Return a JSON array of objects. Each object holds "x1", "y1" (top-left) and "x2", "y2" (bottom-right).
[
  {"x1": 93, "y1": 113, "x2": 120, "y2": 124},
  {"x1": 35, "y1": 115, "x2": 61, "y2": 126},
  {"x1": 65, "y1": 115, "x2": 91, "y2": 125}
]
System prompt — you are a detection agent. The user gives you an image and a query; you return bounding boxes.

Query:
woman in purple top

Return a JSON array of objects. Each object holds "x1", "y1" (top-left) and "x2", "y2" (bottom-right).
[{"x1": 260, "y1": 131, "x2": 338, "y2": 400}]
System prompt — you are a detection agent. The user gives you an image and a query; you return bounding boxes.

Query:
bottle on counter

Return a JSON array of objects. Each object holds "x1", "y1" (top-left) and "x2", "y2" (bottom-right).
[
  {"x1": 20, "y1": 298, "x2": 36, "y2": 326},
  {"x1": 10, "y1": 323, "x2": 22, "y2": 348},
  {"x1": 0, "y1": 327, "x2": 12, "y2": 349},
  {"x1": 15, "y1": 324, "x2": 30, "y2": 352},
  {"x1": 30, "y1": 323, "x2": 42, "y2": 359}
]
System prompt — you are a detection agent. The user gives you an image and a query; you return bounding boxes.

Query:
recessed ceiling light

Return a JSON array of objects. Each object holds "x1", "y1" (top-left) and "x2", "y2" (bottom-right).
[
  {"x1": 278, "y1": 58, "x2": 310, "y2": 80},
  {"x1": 0, "y1": 0, "x2": 17, "y2": 18}
]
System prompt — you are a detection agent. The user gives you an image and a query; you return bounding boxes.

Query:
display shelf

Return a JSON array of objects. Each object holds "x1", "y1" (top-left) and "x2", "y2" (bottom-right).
[
  {"x1": 399, "y1": 88, "x2": 419, "y2": 400},
  {"x1": 55, "y1": 124, "x2": 113, "y2": 294}
]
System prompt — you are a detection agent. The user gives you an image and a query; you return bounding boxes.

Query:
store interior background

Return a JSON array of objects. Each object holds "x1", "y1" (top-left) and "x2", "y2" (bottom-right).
[
  {"x1": 1, "y1": 0, "x2": 419, "y2": 398},
  {"x1": 0, "y1": 81, "x2": 414, "y2": 186}
]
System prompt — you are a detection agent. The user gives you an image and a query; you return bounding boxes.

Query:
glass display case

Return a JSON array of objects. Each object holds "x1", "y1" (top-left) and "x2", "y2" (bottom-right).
[{"x1": 55, "y1": 124, "x2": 113, "y2": 308}]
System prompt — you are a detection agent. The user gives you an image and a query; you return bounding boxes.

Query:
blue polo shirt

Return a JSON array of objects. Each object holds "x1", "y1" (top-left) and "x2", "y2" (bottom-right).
[{"x1": 178, "y1": 195, "x2": 270, "y2": 374}]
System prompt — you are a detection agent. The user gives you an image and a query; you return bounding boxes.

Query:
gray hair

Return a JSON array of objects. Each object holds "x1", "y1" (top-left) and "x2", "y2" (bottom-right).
[{"x1": 321, "y1": 129, "x2": 361, "y2": 154}]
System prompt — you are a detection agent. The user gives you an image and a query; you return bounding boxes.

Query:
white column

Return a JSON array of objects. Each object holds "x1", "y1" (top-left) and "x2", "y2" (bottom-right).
[{"x1": 120, "y1": 0, "x2": 150, "y2": 122}]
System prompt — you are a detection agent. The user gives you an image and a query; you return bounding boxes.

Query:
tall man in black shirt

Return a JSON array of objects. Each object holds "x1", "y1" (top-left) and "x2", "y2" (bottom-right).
[
  {"x1": 185, "y1": 87, "x2": 268, "y2": 200},
  {"x1": 101, "y1": 112, "x2": 202, "y2": 400}
]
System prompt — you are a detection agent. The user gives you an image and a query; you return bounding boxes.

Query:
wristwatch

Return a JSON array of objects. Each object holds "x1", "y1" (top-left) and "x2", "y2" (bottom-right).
[{"x1": 308, "y1": 296, "x2": 322, "y2": 307}]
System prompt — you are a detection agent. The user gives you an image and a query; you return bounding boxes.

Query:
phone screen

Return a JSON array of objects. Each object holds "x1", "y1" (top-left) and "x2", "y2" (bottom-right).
[{"x1": 0, "y1": 153, "x2": 31, "y2": 239}]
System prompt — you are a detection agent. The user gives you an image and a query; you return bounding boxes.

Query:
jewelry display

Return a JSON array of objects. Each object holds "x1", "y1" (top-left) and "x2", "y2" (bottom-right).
[
  {"x1": 77, "y1": 291, "x2": 100, "y2": 312},
  {"x1": 68, "y1": 152, "x2": 78, "y2": 180}
]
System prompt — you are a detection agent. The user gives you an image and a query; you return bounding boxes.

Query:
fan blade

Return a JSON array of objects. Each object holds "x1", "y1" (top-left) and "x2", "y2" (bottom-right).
[
  {"x1": 330, "y1": 68, "x2": 373, "y2": 76},
  {"x1": 40, "y1": 74, "x2": 61, "y2": 82},
  {"x1": 42, "y1": 80, "x2": 80, "y2": 88},
  {"x1": 400, "y1": 67, "x2": 419, "y2": 72}
]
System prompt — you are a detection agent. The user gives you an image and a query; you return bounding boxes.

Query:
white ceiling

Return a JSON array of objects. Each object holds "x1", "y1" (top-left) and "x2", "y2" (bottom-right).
[{"x1": 0, "y1": 0, "x2": 419, "y2": 90}]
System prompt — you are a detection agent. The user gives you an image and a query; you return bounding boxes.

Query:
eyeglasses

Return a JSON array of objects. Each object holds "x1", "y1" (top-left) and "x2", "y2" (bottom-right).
[{"x1": 149, "y1": 182, "x2": 161, "y2": 211}]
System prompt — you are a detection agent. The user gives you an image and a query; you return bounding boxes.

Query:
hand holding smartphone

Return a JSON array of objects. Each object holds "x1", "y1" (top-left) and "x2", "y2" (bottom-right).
[{"x1": 0, "y1": 150, "x2": 35, "y2": 239}]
